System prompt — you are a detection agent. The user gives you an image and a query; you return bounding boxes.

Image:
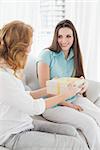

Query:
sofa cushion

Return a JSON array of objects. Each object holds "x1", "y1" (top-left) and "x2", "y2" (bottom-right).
[
  {"x1": 23, "y1": 56, "x2": 39, "y2": 90},
  {"x1": 86, "y1": 80, "x2": 100, "y2": 103},
  {"x1": 32, "y1": 116, "x2": 79, "y2": 137}
]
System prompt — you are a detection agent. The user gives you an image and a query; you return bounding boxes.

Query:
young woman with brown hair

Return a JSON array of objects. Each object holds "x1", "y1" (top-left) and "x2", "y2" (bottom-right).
[{"x1": 37, "y1": 19, "x2": 100, "y2": 150}]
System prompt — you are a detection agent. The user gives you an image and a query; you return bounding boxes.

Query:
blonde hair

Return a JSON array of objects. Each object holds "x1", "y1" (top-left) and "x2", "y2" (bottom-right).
[{"x1": 0, "y1": 20, "x2": 33, "y2": 71}]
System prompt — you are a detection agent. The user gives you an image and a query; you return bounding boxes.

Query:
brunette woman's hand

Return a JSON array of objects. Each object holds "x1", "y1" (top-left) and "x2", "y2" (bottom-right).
[
  {"x1": 79, "y1": 76, "x2": 88, "y2": 94},
  {"x1": 71, "y1": 104, "x2": 83, "y2": 111},
  {"x1": 65, "y1": 83, "x2": 81, "y2": 98},
  {"x1": 60, "y1": 101, "x2": 83, "y2": 111}
]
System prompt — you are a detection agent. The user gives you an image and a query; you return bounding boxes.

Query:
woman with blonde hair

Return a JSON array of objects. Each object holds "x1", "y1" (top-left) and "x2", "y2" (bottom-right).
[{"x1": 0, "y1": 20, "x2": 86, "y2": 150}]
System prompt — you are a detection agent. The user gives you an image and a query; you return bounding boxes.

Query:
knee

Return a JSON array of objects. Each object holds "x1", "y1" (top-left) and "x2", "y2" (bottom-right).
[{"x1": 82, "y1": 116, "x2": 98, "y2": 133}]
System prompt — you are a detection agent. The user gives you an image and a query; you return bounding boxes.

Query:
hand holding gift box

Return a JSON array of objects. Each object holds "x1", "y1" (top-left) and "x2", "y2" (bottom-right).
[{"x1": 46, "y1": 77, "x2": 85, "y2": 95}]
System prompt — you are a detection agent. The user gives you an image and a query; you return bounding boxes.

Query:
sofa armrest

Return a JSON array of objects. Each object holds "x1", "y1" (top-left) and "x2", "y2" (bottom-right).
[{"x1": 86, "y1": 80, "x2": 100, "y2": 103}]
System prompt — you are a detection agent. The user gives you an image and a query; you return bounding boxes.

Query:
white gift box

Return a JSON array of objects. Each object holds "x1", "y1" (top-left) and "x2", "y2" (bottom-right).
[{"x1": 46, "y1": 77, "x2": 85, "y2": 95}]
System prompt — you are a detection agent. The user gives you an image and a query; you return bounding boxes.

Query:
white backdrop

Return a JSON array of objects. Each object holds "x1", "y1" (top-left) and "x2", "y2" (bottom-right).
[
  {"x1": 64, "y1": 0, "x2": 100, "y2": 81},
  {"x1": 0, "y1": 0, "x2": 41, "y2": 59},
  {"x1": 0, "y1": 0, "x2": 100, "y2": 82}
]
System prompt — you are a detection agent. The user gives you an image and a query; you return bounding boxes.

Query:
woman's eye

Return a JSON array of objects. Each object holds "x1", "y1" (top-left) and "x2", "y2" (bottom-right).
[
  {"x1": 66, "y1": 35, "x2": 71, "y2": 38},
  {"x1": 58, "y1": 35, "x2": 62, "y2": 38},
  {"x1": 58, "y1": 35, "x2": 72, "y2": 38}
]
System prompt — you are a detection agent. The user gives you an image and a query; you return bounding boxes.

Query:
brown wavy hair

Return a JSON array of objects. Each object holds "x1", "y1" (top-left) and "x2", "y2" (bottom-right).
[{"x1": 0, "y1": 20, "x2": 33, "y2": 71}]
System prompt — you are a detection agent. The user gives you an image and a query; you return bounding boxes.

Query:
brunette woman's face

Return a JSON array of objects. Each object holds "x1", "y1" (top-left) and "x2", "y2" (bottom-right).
[{"x1": 57, "y1": 27, "x2": 74, "y2": 52}]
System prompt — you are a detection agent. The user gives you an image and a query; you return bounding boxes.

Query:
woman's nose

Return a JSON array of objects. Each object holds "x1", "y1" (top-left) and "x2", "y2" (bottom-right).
[{"x1": 61, "y1": 38, "x2": 67, "y2": 43}]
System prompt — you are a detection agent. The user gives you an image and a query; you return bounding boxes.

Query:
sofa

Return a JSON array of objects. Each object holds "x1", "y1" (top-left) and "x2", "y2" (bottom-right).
[
  {"x1": 23, "y1": 55, "x2": 100, "y2": 106},
  {"x1": 1, "y1": 56, "x2": 100, "y2": 150},
  {"x1": 23, "y1": 56, "x2": 100, "y2": 148}
]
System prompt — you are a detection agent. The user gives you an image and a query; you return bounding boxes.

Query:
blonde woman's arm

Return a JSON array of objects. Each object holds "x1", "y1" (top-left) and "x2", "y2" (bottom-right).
[
  {"x1": 30, "y1": 84, "x2": 81, "y2": 109},
  {"x1": 30, "y1": 87, "x2": 47, "y2": 99},
  {"x1": 37, "y1": 62, "x2": 50, "y2": 88}
]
